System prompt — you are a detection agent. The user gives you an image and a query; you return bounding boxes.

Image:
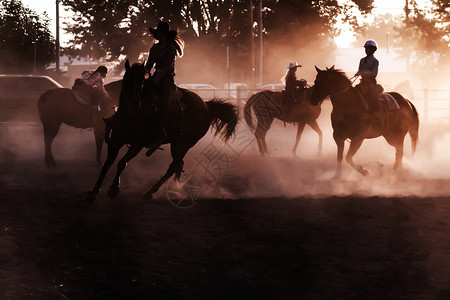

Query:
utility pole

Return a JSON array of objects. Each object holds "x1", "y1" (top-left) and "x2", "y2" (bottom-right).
[
  {"x1": 257, "y1": 0, "x2": 263, "y2": 87},
  {"x1": 250, "y1": 0, "x2": 255, "y2": 89},
  {"x1": 56, "y1": 0, "x2": 60, "y2": 73},
  {"x1": 404, "y1": 0, "x2": 410, "y2": 71}
]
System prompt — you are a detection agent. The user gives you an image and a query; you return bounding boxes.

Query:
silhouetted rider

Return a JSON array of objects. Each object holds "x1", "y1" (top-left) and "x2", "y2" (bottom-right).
[
  {"x1": 355, "y1": 39, "x2": 381, "y2": 122},
  {"x1": 144, "y1": 21, "x2": 184, "y2": 156},
  {"x1": 284, "y1": 61, "x2": 307, "y2": 104}
]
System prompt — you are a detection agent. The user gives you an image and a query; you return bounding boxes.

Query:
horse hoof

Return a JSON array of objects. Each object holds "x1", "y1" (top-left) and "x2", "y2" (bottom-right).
[
  {"x1": 86, "y1": 191, "x2": 97, "y2": 203},
  {"x1": 107, "y1": 186, "x2": 120, "y2": 198},
  {"x1": 46, "y1": 160, "x2": 56, "y2": 168},
  {"x1": 143, "y1": 191, "x2": 153, "y2": 201}
]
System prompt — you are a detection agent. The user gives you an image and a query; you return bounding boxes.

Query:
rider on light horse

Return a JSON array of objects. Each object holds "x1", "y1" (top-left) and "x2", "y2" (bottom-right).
[
  {"x1": 72, "y1": 65, "x2": 111, "y2": 116},
  {"x1": 354, "y1": 39, "x2": 382, "y2": 122}
]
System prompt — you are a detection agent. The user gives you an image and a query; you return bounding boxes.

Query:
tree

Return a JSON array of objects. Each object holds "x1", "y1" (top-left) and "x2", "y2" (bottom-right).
[
  {"x1": 394, "y1": 0, "x2": 449, "y2": 72},
  {"x1": 61, "y1": 0, "x2": 372, "y2": 83},
  {"x1": 0, "y1": 0, "x2": 55, "y2": 73}
]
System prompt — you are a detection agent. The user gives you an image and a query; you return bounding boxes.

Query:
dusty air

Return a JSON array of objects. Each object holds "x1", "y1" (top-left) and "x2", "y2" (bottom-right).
[{"x1": 1, "y1": 0, "x2": 449, "y2": 298}]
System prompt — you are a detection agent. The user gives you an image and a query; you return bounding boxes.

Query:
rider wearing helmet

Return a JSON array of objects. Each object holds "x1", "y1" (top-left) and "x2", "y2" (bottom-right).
[{"x1": 355, "y1": 39, "x2": 380, "y2": 117}]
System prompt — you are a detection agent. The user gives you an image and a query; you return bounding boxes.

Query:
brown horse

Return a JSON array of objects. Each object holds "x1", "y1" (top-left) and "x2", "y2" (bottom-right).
[
  {"x1": 86, "y1": 61, "x2": 238, "y2": 201},
  {"x1": 243, "y1": 87, "x2": 323, "y2": 156},
  {"x1": 37, "y1": 80, "x2": 121, "y2": 167},
  {"x1": 310, "y1": 66, "x2": 419, "y2": 177}
]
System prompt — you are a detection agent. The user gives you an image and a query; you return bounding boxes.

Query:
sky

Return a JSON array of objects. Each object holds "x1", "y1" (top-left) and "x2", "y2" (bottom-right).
[{"x1": 21, "y1": 0, "x2": 433, "y2": 48}]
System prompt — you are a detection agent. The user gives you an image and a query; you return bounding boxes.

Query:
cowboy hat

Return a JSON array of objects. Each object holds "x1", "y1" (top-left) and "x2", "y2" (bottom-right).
[
  {"x1": 149, "y1": 21, "x2": 170, "y2": 36},
  {"x1": 286, "y1": 61, "x2": 302, "y2": 69}
]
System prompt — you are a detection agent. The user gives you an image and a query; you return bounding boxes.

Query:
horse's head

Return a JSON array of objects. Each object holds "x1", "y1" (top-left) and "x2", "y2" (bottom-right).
[
  {"x1": 310, "y1": 65, "x2": 350, "y2": 105},
  {"x1": 119, "y1": 60, "x2": 149, "y2": 112}
]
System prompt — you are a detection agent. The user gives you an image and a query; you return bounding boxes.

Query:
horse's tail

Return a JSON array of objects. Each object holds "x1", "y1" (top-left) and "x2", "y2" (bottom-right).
[
  {"x1": 206, "y1": 99, "x2": 238, "y2": 142},
  {"x1": 408, "y1": 100, "x2": 419, "y2": 155},
  {"x1": 243, "y1": 93, "x2": 260, "y2": 131}
]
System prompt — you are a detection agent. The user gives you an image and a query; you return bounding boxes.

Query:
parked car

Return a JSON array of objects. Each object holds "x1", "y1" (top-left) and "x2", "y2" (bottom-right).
[
  {"x1": 0, "y1": 74, "x2": 63, "y2": 123},
  {"x1": 178, "y1": 83, "x2": 229, "y2": 100},
  {"x1": 259, "y1": 83, "x2": 285, "y2": 91},
  {"x1": 223, "y1": 82, "x2": 250, "y2": 100}
]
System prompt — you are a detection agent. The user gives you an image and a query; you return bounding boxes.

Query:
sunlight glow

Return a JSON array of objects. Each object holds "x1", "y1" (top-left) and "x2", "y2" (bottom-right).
[{"x1": 334, "y1": 0, "x2": 434, "y2": 48}]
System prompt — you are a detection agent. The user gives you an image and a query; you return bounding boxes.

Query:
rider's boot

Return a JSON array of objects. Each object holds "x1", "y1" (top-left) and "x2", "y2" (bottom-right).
[{"x1": 145, "y1": 124, "x2": 167, "y2": 157}]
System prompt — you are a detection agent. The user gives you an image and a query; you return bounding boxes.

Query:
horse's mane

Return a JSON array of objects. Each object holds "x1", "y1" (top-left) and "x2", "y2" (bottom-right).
[{"x1": 327, "y1": 68, "x2": 352, "y2": 85}]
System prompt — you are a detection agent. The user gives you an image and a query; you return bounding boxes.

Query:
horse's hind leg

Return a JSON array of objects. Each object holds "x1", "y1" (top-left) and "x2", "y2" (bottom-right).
[
  {"x1": 255, "y1": 118, "x2": 273, "y2": 156},
  {"x1": 292, "y1": 122, "x2": 306, "y2": 157},
  {"x1": 308, "y1": 120, "x2": 323, "y2": 155},
  {"x1": 43, "y1": 121, "x2": 61, "y2": 168},
  {"x1": 393, "y1": 142, "x2": 404, "y2": 170},
  {"x1": 86, "y1": 141, "x2": 123, "y2": 201},
  {"x1": 144, "y1": 143, "x2": 189, "y2": 200},
  {"x1": 108, "y1": 145, "x2": 142, "y2": 198}
]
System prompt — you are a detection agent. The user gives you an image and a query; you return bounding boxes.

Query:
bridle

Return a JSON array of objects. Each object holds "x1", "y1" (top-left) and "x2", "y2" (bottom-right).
[{"x1": 320, "y1": 73, "x2": 358, "y2": 99}]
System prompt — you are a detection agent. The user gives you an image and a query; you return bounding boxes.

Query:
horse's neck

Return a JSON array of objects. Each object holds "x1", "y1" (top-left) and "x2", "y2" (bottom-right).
[{"x1": 330, "y1": 87, "x2": 363, "y2": 113}]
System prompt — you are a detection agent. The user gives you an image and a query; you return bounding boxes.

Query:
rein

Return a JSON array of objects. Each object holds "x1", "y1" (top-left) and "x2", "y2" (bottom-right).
[{"x1": 327, "y1": 75, "x2": 358, "y2": 98}]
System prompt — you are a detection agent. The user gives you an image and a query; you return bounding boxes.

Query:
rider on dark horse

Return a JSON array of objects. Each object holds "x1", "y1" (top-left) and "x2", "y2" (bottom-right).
[
  {"x1": 284, "y1": 61, "x2": 307, "y2": 105},
  {"x1": 144, "y1": 21, "x2": 185, "y2": 156},
  {"x1": 354, "y1": 39, "x2": 382, "y2": 122},
  {"x1": 72, "y1": 66, "x2": 111, "y2": 117}
]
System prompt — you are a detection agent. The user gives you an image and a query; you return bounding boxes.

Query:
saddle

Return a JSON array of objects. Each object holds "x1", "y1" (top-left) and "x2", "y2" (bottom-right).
[
  {"x1": 72, "y1": 79, "x2": 99, "y2": 107},
  {"x1": 281, "y1": 88, "x2": 304, "y2": 107},
  {"x1": 355, "y1": 84, "x2": 400, "y2": 113}
]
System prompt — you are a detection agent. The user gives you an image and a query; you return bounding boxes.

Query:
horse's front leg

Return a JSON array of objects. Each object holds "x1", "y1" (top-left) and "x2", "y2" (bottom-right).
[
  {"x1": 108, "y1": 144, "x2": 143, "y2": 198},
  {"x1": 93, "y1": 126, "x2": 105, "y2": 165},
  {"x1": 345, "y1": 138, "x2": 368, "y2": 176},
  {"x1": 86, "y1": 141, "x2": 123, "y2": 202},
  {"x1": 334, "y1": 134, "x2": 345, "y2": 178}
]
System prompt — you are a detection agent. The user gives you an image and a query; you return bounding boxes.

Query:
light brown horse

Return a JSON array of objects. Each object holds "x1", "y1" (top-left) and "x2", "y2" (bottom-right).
[
  {"x1": 310, "y1": 66, "x2": 419, "y2": 177},
  {"x1": 243, "y1": 87, "x2": 323, "y2": 156},
  {"x1": 37, "y1": 80, "x2": 120, "y2": 167}
]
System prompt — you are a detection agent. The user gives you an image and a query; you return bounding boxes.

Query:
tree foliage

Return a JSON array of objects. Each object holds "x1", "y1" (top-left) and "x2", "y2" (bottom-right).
[
  {"x1": 61, "y1": 1, "x2": 358, "y2": 59},
  {"x1": 389, "y1": 0, "x2": 449, "y2": 72},
  {"x1": 0, "y1": 0, "x2": 55, "y2": 73}
]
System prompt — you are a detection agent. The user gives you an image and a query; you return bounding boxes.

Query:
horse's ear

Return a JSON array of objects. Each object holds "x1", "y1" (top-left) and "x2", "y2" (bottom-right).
[
  {"x1": 325, "y1": 67, "x2": 329, "y2": 71},
  {"x1": 331, "y1": 65, "x2": 335, "y2": 70},
  {"x1": 315, "y1": 65, "x2": 321, "y2": 73},
  {"x1": 125, "y1": 59, "x2": 130, "y2": 71}
]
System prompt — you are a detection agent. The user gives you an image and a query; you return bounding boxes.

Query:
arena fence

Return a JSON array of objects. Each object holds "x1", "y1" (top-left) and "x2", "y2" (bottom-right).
[{"x1": 187, "y1": 87, "x2": 450, "y2": 124}]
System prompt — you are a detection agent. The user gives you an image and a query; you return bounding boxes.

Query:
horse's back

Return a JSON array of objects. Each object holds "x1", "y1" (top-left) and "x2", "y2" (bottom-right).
[
  {"x1": 38, "y1": 88, "x2": 73, "y2": 104},
  {"x1": 178, "y1": 87, "x2": 209, "y2": 111},
  {"x1": 37, "y1": 87, "x2": 95, "y2": 127}
]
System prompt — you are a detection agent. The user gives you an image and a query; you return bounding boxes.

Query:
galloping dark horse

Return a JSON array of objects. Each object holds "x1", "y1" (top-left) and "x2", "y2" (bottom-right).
[
  {"x1": 310, "y1": 66, "x2": 419, "y2": 177},
  {"x1": 244, "y1": 87, "x2": 323, "y2": 156},
  {"x1": 86, "y1": 61, "x2": 238, "y2": 201},
  {"x1": 37, "y1": 80, "x2": 121, "y2": 167}
]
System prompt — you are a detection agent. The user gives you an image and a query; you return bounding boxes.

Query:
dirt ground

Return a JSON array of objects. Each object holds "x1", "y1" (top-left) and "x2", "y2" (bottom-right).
[{"x1": 1, "y1": 120, "x2": 450, "y2": 299}]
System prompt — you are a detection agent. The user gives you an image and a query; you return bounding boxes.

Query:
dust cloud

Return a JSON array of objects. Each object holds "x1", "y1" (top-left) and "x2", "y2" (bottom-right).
[
  {"x1": 2, "y1": 20, "x2": 450, "y2": 200},
  {"x1": 1, "y1": 97, "x2": 450, "y2": 201}
]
